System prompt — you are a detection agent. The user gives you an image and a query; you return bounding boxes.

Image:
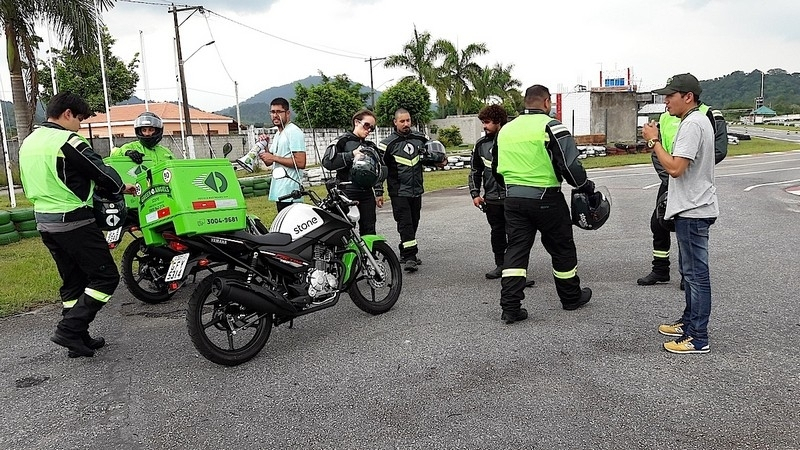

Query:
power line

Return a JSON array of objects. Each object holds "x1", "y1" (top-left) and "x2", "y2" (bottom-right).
[
  {"x1": 119, "y1": 0, "x2": 192, "y2": 7},
  {"x1": 204, "y1": 8, "x2": 368, "y2": 60}
]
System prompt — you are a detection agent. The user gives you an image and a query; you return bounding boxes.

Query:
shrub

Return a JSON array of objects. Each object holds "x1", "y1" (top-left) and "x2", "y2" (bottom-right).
[{"x1": 437, "y1": 125, "x2": 463, "y2": 147}]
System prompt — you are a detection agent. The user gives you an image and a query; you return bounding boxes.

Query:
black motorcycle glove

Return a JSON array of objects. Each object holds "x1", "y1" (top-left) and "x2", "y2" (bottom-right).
[
  {"x1": 125, "y1": 150, "x2": 144, "y2": 164},
  {"x1": 578, "y1": 179, "x2": 595, "y2": 195}
]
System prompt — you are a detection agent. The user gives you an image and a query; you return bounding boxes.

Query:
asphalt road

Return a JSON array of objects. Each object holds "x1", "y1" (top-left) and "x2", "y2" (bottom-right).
[
  {"x1": 2, "y1": 150, "x2": 800, "y2": 449},
  {"x1": 729, "y1": 125, "x2": 800, "y2": 143}
]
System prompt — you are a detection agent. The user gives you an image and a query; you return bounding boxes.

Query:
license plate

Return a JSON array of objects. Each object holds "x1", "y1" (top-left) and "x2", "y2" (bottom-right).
[
  {"x1": 106, "y1": 227, "x2": 122, "y2": 244},
  {"x1": 164, "y1": 253, "x2": 191, "y2": 282}
]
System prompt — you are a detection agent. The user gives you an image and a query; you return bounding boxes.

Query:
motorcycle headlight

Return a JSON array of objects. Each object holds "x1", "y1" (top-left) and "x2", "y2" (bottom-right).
[{"x1": 347, "y1": 206, "x2": 360, "y2": 223}]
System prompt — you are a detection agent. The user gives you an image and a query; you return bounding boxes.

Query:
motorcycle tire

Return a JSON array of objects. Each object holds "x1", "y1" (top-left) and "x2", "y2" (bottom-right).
[
  {"x1": 121, "y1": 237, "x2": 173, "y2": 304},
  {"x1": 348, "y1": 241, "x2": 403, "y2": 315},
  {"x1": 187, "y1": 270, "x2": 273, "y2": 366}
]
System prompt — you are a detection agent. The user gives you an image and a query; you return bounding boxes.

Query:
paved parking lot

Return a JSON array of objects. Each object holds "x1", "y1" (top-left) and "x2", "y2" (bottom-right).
[{"x1": 2, "y1": 151, "x2": 800, "y2": 449}]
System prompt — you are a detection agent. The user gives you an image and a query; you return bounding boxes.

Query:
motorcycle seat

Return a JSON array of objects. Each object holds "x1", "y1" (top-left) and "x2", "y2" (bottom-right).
[{"x1": 228, "y1": 230, "x2": 293, "y2": 246}]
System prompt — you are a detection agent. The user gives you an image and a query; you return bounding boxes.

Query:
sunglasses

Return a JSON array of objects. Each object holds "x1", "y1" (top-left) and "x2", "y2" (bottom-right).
[{"x1": 357, "y1": 119, "x2": 375, "y2": 131}]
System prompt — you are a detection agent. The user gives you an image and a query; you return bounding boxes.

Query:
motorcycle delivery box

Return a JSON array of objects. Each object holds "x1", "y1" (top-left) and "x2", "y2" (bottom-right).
[
  {"x1": 103, "y1": 155, "x2": 156, "y2": 209},
  {"x1": 135, "y1": 159, "x2": 247, "y2": 246}
]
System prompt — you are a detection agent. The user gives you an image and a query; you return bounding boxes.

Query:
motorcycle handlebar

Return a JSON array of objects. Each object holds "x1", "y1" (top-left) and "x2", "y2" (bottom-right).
[{"x1": 277, "y1": 190, "x2": 302, "y2": 202}]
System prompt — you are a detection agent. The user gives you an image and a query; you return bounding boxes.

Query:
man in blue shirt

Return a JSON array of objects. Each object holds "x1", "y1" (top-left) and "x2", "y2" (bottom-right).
[{"x1": 259, "y1": 97, "x2": 307, "y2": 211}]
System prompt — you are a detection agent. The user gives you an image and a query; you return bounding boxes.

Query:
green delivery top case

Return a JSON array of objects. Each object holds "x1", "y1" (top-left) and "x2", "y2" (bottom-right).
[
  {"x1": 103, "y1": 155, "x2": 155, "y2": 209},
  {"x1": 135, "y1": 159, "x2": 247, "y2": 246}
]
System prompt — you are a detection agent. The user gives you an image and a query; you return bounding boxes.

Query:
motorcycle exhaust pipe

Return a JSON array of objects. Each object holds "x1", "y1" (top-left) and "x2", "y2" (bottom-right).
[{"x1": 213, "y1": 278, "x2": 297, "y2": 316}]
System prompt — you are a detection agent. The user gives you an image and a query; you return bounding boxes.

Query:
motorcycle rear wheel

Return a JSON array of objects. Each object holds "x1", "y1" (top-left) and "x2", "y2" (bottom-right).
[
  {"x1": 348, "y1": 241, "x2": 402, "y2": 315},
  {"x1": 121, "y1": 237, "x2": 172, "y2": 304},
  {"x1": 187, "y1": 270, "x2": 273, "y2": 366}
]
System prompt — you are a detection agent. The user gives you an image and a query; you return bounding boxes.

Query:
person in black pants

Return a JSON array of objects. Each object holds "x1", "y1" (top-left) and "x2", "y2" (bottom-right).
[
  {"x1": 18, "y1": 92, "x2": 135, "y2": 357},
  {"x1": 469, "y1": 104, "x2": 535, "y2": 286},
  {"x1": 494, "y1": 85, "x2": 594, "y2": 324},
  {"x1": 321, "y1": 109, "x2": 385, "y2": 235},
  {"x1": 379, "y1": 108, "x2": 445, "y2": 272}
]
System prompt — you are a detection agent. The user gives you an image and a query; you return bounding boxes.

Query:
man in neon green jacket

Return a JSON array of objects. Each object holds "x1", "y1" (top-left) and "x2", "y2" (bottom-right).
[{"x1": 110, "y1": 111, "x2": 174, "y2": 163}]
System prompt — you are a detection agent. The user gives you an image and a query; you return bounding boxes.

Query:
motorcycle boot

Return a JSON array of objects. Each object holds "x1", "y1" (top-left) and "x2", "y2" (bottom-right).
[
  {"x1": 485, "y1": 266, "x2": 503, "y2": 279},
  {"x1": 54, "y1": 295, "x2": 107, "y2": 357},
  {"x1": 62, "y1": 307, "x2": 105, "y2": 350},
  {"x1": 637, "y1": 271, "x2": 670, "y2": 285},
  {"x1": 501, "y1": 308, "x2": 528, "y2": 324}
]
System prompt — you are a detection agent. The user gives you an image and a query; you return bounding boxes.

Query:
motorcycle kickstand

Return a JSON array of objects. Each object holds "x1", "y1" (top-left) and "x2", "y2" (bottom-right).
[{"x1": 288, "y1": 319, "x2": 294, "y2": 329}]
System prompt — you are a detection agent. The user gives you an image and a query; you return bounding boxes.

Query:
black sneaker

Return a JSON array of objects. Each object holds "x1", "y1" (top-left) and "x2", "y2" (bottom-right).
[
  {"x1": 414, "y1": 258, "x2": 422, "y2": 265},
  {"x1": 501, "y1": 308, "x2": 528, "y2": 324},
  {"x1": 524, "y1": 279, "x2": 536, "y2": 288},
  {"x1": 637, "y1": 271, "x2": 670, "y2": 286},
  {"x1": 403, "y1": 259, "x2": 418, "y2": 272},
  {"x1": 51, "y1": 330, "x2": 95, "y2": 357},
  {"x1": 563, "y1": 288, "x2": 592, "y2": 311},
  {"x1": 485, "y1": 266, "x2": 502, "y2": 279}
]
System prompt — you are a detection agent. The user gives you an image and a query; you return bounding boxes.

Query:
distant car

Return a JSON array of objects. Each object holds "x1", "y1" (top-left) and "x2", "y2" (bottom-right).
[{"x1": 728, "y1": 135, "x2": 740, "y2": 145}]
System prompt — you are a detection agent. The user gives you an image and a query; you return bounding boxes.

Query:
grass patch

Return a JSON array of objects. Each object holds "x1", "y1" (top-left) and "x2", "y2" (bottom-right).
[{"x1": 1, "y1": 138, "x2": 797, "y2": 317}]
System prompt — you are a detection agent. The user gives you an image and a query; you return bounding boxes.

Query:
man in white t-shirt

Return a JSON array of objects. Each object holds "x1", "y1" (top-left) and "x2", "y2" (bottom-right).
[
  {"x1": 642, "y1": 73, "x2": 717, "y2": 355},
  {"x1": 260, "y1": 97, "x2": 307, "y2": 211}
]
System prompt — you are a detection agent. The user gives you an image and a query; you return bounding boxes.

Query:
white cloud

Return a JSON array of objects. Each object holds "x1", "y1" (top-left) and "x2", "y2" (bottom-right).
[{"x1": 3, "y1": 0, "x2": 799, "y2": 112}]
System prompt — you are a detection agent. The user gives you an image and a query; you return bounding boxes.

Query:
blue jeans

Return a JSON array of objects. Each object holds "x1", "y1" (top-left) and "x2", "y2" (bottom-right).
[{"x1": 675, "y1": 217, "x2": 716, "y2": 346}]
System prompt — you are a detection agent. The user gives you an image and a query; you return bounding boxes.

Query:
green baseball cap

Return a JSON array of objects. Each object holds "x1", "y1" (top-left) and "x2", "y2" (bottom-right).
[{"x1": 653, "y1": 73, "x2": 702, "y2": 96}]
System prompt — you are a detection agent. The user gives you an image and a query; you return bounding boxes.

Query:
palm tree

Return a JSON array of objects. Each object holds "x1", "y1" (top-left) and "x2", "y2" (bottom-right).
[
  {"x1": 470, "y1": 65, "x2": 495, "y2": 105},
  {"x1": 2, "y1": 0, "x2": 112, "y2": 142},
  {"x1": 491, "y1": 63, "x2": 523, "y2": 108},
  {"x1": 434, "y1": 40, "x2": 487, "y2": 115},
  {"x1": 384, "y1": 27, "x2": 441, "y2": 88}
]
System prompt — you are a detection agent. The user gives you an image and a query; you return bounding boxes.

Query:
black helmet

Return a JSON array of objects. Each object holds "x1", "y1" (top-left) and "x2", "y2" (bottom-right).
[
  {"x1": 571, "y1": 187, "x2": 611, "y2": 230},
  {"x1": 134, "y1": 112, "x2": 164, "y2": 148},
  {"x1": 93, "y1": 188, "x2": 128, "y2": 231},
  {"x1": 422, "y1": 140, "x2": 447, "y2": 164},
  {"x1": 656, "y1": 190, "x2": 675, "y2": 232},
  {"x1": 350, "y1": 151, "x2": 380, "y2": 189}
]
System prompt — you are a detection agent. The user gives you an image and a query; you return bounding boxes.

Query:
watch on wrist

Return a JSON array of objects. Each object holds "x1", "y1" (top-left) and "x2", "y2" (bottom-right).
[{"x1": 647, "y1": 138, "x2": 661, "y2": 149}]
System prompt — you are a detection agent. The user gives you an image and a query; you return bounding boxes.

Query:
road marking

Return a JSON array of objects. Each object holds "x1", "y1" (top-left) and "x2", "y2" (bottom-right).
[
  {"x1": 744, "y1": 179, "x2": 800, "y2": 192},
  {"x1": 718, "y1": 166, "x2": 800, "y2": 178}
]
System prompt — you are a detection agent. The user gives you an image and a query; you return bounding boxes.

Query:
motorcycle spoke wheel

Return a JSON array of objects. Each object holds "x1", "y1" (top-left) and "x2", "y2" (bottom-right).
[
  {"x1": 121, "y1": 237, "x2": 172, "y2": 304},
  {"x1": 187, "y1": 270, "x2": 272, "y2": 366},
  {"x1": 348, "y1": 241, "x2": 402, "y2": 315}
]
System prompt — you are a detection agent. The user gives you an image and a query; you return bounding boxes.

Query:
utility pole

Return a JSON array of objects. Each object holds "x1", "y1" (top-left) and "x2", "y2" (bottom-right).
[
  {"x1": 171, "y1": 4, "x2": 205, "y2": 137},
  {"x1": 365, "y1": 56, "x2": 386, "y2": 109}
]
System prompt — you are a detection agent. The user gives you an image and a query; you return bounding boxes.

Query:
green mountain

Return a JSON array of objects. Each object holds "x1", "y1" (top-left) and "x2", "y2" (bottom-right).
[
  {"x1": 214, "y1": 75, "x2": 380, "y2": 126},
  {"x1": 701, "y1": 69, "x2": 800, "y2": 114}
]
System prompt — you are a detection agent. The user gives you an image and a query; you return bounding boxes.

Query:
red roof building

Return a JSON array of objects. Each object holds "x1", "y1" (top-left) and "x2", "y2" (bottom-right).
[{"x1": 79, "y1": 102, "x2": 235, "y2": 138}]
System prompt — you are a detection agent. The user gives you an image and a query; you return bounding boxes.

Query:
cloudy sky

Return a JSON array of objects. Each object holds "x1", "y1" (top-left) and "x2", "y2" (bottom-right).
[{"x1": 4, "y1": 0, "x2": 800, "y2": 113}]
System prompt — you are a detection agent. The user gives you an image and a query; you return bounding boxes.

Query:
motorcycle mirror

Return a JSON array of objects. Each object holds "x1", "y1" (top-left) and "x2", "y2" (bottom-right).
[
  {"x1": 272, "y1": 167, "x2": 288, "y2": 179},
  {"x1": 222, "y1": 142, "x2": 233, "y2": 157}
]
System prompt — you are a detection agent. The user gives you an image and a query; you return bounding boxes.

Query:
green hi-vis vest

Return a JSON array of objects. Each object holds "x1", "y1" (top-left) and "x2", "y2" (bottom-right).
[
  {"x1": 659, "y1": 104, "x2": 710, "y2": 154},
  {"x1": 19, "y1": 127, "x2": 94, "y2": 214},
  {"x1": 497, "y1": 114, "x2": 560, "y2": 188}
]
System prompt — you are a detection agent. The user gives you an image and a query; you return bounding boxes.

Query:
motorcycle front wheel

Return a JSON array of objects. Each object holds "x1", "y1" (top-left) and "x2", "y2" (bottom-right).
[
  {"x1": 121, "y1": 237, "x2": 172, "y2": 304},
  {"x1": 187, "y1": 270, "x2": 273, "y2": 366},
  {"x1": 348, "y1": 241, "x2": 402, "y2": 315}
]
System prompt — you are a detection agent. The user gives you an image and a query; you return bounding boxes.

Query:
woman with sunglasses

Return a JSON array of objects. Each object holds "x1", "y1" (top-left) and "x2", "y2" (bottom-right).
[{"x1": 321, "y1": 109, "x2": 386, "y2": 236}]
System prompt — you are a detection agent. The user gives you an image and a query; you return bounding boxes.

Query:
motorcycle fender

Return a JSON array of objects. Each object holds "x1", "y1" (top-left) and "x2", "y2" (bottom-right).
[{"x1": 342, "y1": 234, "x2": 387, "y2": 284}]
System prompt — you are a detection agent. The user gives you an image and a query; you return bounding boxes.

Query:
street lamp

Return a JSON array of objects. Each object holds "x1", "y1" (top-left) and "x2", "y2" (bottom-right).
[{"x1": 185, "y1": 40, "x2": 214, "y2": 63}]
